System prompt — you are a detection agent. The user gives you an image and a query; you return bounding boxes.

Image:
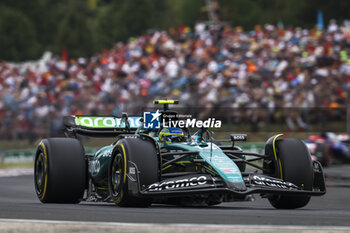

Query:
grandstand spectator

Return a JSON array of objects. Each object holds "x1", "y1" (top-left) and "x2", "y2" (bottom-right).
[{"x1": 1, "y1": 20, "x2": 350, "y2": 140}]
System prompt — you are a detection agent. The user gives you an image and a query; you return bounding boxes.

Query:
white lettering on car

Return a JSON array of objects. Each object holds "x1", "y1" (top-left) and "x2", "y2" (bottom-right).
[
  {"x1": 103, "y1": 118, "x2": 115, "y2": 127},
  {"x1": 252, "y1": 175, "x2": 297, "y2": 190},
  {"x1": 89, "y1": 160, "x2": 100, "y2": 174},
  {"x1": 94, "y1": 117, "x2": 103, "y2": 127},
  {"x1": 148, "y1": 176, "x2": 208, "y2": 192}
]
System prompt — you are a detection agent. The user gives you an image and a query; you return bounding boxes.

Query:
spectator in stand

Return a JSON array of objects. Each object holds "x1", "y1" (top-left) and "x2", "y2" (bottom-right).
[{"x1": 1, "y1": 20, "x2": 350, "y2": 140}]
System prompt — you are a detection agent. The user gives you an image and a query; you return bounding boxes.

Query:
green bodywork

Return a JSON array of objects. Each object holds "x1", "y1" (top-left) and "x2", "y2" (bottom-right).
[
  {"x1": 83, "y1": 115, "x2": 245, "y2": 189},
  {"x1": 89, "y1": 136, "x2": 244, "y2": 188},
  {"x1": 162, "y1": 142, "x2": 243, "y2": 183},
  {"x1": 89, "y1": 145, "x2": 114, "y2": 187}
]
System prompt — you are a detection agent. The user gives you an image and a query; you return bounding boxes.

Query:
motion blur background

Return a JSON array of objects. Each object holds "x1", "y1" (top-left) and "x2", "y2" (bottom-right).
[{"x1": 1, "y1": 0, "x2": 350, "y2": 166}]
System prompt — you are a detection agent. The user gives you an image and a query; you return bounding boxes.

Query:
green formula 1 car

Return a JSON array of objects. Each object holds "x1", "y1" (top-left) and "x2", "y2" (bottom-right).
[{"x1": 34, "y1": 100, "x2": 325, "y2": 209}]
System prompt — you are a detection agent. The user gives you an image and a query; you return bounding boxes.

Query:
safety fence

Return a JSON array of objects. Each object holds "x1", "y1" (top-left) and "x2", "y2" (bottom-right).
[{"x1": 0, "y1": 143, "x2": 265, "y2": 164}]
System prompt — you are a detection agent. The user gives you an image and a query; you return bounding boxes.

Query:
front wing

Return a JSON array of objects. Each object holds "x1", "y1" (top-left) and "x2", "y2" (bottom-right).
[{"x1": 126, "y1": 160, "x2": 326, "y2": 198}]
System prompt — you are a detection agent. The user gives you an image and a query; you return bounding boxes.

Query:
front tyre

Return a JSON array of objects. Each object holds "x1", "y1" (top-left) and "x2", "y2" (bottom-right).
[
  {"x1": 268, "y1": 138, "x2": 313, "y2": 209},
  {"x1": 34, "y1": 138, "x2": 86, "y2": 203},
  {"x1": 108, "y1": 138, "x2": 159, "y2": 207}
]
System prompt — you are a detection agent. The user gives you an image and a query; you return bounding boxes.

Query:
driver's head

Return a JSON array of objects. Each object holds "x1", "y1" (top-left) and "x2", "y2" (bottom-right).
[{"x1": 159, "y1": 128, "x2": 184, "y2": 143}]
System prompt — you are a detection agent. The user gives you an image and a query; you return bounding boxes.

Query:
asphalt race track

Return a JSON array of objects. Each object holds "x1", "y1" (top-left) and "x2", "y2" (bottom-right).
[{"x1": 0, "y1": 174, "x2": 350, "y2": 227}]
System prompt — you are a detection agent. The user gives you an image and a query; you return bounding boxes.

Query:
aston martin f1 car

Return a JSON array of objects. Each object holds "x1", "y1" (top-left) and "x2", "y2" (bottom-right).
[{"x1": 34, "y1": 100, "x2": 325, "y2": 209}]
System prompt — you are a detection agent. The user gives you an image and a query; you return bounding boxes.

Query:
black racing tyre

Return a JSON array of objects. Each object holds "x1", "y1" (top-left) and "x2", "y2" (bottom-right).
[
  {"x1": 34, "y1": 138, "x2": 86, "y2": 203},
  {"x1": 108, "y1": 138, "x2": 158, "y2": 207},
  {"x1": 268, "y1": 138, "x2": 313, "y2": 209}
]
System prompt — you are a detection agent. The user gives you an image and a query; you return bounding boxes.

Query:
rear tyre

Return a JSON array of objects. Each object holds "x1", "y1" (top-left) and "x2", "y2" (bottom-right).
[
  {"x1": 268, "y1": 138, "x2": 313, "y2": 209},
  {"x1": 34, "y1": 138, "x2": 86, "y2": 203},
  {"x1": 108, "y1": 138, "x2": 158, "y2": 207}
]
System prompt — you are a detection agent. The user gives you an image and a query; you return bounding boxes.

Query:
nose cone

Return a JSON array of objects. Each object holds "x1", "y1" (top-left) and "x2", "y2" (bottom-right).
[{"x1": 226, "y1": 180, "x2": 247, "y2": 191}]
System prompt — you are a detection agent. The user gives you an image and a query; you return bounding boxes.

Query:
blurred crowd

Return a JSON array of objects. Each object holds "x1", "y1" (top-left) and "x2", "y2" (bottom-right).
[{"x1": 1, "y1": 20, "x2": 350, "y2": 140}]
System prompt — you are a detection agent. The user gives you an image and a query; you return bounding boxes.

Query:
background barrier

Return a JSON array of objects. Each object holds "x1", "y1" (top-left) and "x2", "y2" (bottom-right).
[{"x1": 0, "y1": 143, "x2": 265, "y2": 164}]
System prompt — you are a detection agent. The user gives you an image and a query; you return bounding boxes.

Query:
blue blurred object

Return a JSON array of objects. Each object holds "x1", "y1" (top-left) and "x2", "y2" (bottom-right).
[
  {"x1": 317, "y1": 10, "x2": 324, "y2": 30},
  {"x1": 305, "y1": 132, "x2": 350, "y2": 166},
  {"x1": 291, "y1": 78, "x2": 300, "y2": 87}
]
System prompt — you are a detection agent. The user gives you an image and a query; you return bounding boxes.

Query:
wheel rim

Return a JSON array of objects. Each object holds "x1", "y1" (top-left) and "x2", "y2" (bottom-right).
[
  {"x1": 111, "y1": 153, "x2": 123, "y2": 197},
  {"x1": 35, "y1": 152, "x2": 46, "y2": 195}
]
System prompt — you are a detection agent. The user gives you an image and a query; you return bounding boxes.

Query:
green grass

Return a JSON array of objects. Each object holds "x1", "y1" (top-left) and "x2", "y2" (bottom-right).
[{"x1": 0, "y1": 162, "x2": 33, "y2": 169}]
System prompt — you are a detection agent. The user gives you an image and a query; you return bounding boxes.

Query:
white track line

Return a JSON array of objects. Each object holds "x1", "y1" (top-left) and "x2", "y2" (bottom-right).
[
  {"x1": 0, "y1": 218, "x2": 350, "y2": 230},
  {"x1": 0, "y1": 168, "x2": 33, "y2": 177}
]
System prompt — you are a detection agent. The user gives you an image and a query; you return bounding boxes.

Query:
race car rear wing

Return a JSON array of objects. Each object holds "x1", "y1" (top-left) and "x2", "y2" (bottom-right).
[
  {"x1": 63, "y1": 114, "x2": 142, "y2": 137},
  {"x1": 64, "y1": 100, "x2": 178, "y2": 137}
]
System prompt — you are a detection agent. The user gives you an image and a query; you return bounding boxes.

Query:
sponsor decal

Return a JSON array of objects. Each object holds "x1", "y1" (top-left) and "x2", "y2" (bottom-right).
[
  {"x1": 129, "y1": 167, "x2": 136, "y2": 175},
  {"x1": 75, "y1": 116, "x2": 142, "y2": 128},
  {"x1": 250, "y1": 175, "x2": 299, "y2": 190},
  {"x1": 101, "y1": 150, "x2": 112, "y2": 158},
  {"x1": 76, "y1": 112, "x2": 222, "y2": 129},
  {"x1": 223, "y1": 169, "x2": 235, "y2": 173},
  {"x1": 123, "y1": 135, "x2": 138, "y2": 139},
  {"x1": 89, "y1": 160, "x2": 100, "y2": 174},
  {"x1": 147, "y1": 175, "x2": 209, "y2": 192},
  {"x1": 231, "y1": 134, "x2": 247, "y2": 141}
]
